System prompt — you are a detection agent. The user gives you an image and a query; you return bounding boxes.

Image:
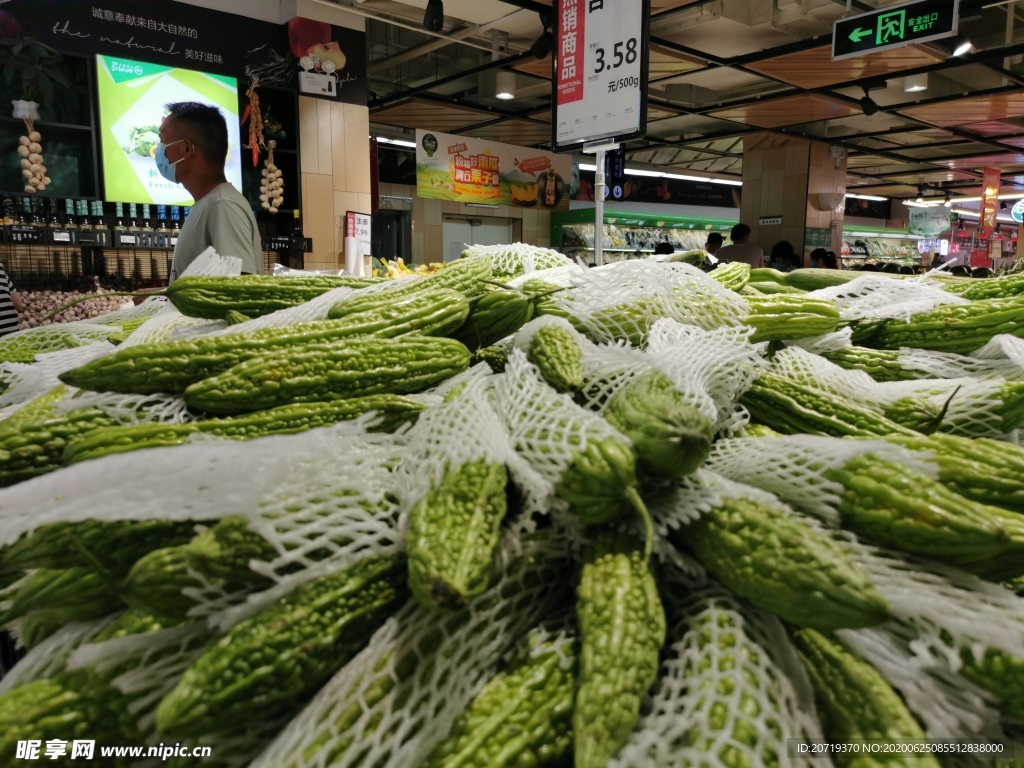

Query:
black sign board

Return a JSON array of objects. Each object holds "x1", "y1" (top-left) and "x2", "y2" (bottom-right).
[
  {"x1": 832, "y1": 0, "x2": 958, "y2": 61},
  {"x1": 605, "y1": 148, "x2": 625, "y2": 201},
  {"x1": 8, "y1": 226, "x2": 42, "y2": 245}
]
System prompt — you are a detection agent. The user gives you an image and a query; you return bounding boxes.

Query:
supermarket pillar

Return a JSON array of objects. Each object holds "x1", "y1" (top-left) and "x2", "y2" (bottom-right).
[{"x1": 739, "y1": 134, "x2": 847, "y2": 268}]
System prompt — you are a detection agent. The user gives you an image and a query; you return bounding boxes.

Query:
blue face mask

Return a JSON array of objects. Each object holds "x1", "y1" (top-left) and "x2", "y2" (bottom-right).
[{"x1": 155, "y1": 139, "x2": 185, "y2": 183}]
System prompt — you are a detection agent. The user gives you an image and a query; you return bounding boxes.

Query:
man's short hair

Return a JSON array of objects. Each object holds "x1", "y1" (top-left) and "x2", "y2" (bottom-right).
[
  {"x1": 706, "y1": 233, "x2": 724, "y2": 247},
  {"x1": 730, "y1": 223, "x2": 751, "y2": 241},
  {"x1": 165, "y1": 102, "x2": 228, "y2": 166}
]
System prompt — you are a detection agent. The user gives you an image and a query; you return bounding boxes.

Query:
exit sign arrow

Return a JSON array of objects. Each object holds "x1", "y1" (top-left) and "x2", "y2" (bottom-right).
[
  {"x1": 848, "y1": 26, "x2": 872, "y2": 43},
  {"x1": 833, "y1": 0, "x2": 959, "y2": 61}
]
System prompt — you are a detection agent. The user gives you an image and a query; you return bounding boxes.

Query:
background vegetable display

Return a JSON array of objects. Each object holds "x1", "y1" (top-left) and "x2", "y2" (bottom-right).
[{"x1": 0, "y1": 254, "x2": 1023, "y2": 767}]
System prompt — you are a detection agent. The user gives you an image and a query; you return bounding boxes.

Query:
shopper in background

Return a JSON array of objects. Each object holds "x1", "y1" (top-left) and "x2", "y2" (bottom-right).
[
  {"x1": 715, "y1": 223, "x2": 763, "y2": 268},
  {"x1": 705, "y1": 232, "x2": 723, "y2": 256},
  {"x1": 0, "y1": 262, "x2": 23, "y2": 338},
  {"x1": 810, "y1": 248, "x2": 838, "y2": 269},
  {"x1": 157, "y1": 101, "x2": 263, "y2": 282},
  {"x1": 653, "y1": 242, "x2": 675, "y2": 255},
  {"x1": 768, "y1": 240, "x2": 798, "y2": 272}
]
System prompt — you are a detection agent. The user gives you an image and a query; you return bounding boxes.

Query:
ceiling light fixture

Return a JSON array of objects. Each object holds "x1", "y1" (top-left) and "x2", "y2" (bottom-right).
[
  {"x1": 916, "y1": 186, "x2": 925, "y2": 203},
  {"x1": 376, "y1": 137, "x2": 417, "y2": 148},
  {"x1": 953, "y1": 38, "x2": 974, "y2": 56},
  {"x1": 845, "y1": 193, "x2": 888, "y2": 202},
  {"x1": 944, "y1": 193, "x2": 952, "y2": 207},
  {"x1": 495, "y1": 71, "x2": 516, "y2": 100},
  {"x1": 904, "y1": 73, "x2": 928, "y2": 93},
  {"x1": 531, "y1": 12, "x2": 553, "y2": 59},
  {"x1": 423, "y1": 0, "x2": 444, "y2": 32},
  {"x1": 860, "y1": 86, "x2": 878, "y2": 116}
]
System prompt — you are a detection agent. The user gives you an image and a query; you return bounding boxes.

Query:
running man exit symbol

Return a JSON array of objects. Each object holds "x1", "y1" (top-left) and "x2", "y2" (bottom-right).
[{"x1": 877, "y1": 10, "x2": 905, "y2": 45}]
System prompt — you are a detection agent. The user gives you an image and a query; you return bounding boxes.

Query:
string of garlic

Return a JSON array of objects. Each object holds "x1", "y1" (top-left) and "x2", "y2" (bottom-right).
[
  {"x1": 260, "y1": 139, "x2": 284, "y2": 214},
  {"x1": 18, "y1": 119, "x2": 49, "y2": 194}
]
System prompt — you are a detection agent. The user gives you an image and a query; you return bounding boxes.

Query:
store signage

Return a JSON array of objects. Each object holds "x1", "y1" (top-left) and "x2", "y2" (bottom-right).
[
  {"x1": 119, "y1": 234, "x2": 138, "y2": 246},
  {"x1": 8, "y1": 227, "x2": 42, "y2": 245},
  {"x1": 832, "y1": 0, "x2": 959, "y2": 61},
  {"x1": 8, "y1": 1, "x2": 367, "y2": 105},
  {"x1": 1012, "y1": 200, "x2": 1024, "y2": 224},
  {"x1": 553, "y1": 0, "x2": 651, "y2": 149},
  {"x1": 805, "y1": 227, "x2": 832, "y2": 248},
  {"x1": 415, "y1": 129, "x2": 571, "y2": 211},
  {"x1": 605, "y1": 148, "x2": 626, "y2": 201},
  {"x1": 759, "y1": 216, "x2": 782, "y2": 225},
  {"x1": 908, "y1": 208, "x2": 952, "y2": 237},
  {"x1": 571, "y1": 170, "x2": 739, "y2": 208},
  {"x1": 981, "y1": 167, "x2": 1001, "y2": 237},
  {"x1": 346, "y1": 211, "x2": 372, "y2": 258},
  {"x1": 970, "y1": 248, "x2": 992, "y2": 269}
]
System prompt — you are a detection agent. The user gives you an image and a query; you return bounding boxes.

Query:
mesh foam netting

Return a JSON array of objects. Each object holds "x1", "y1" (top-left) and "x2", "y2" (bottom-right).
[
  {"x1": 808, "y1": 274, "x2": 969, "y2": 321},
  {"x1": 507, "y1": 264, "x2": 584, "y2": 290},
  {"x1": 0, "y1": 423, "x2": 408, "y2": 630},
  {"x1": 975, "y1": 333, "x2": 1024, "y2": 366},
  {"x1": 391, "y1": 364, "x2": 528, "y2": 524},
  {"x1": 79, "y1": 296, "x2": 168, "y2": 327},
  {"x1": 0, "y1": 617, "x2": 115, "y2": 695},
  {"x1": 491, "y1": 349, "x2": 625, "y2": 516},
  {"x1": 611, "y1": 573, "x2": 824, "y2": 768},
  {"x1": 176, "y1": 247, "x2": 243, "y2": 279},
  {"x1": 0, "y1": 322, "x2": 120, "y2": 360},
  {"x1": 526, "y1": 260, "x2": 748, "y2": 347},
  {"x1": 837, "y1": 623, "x2": 1002, "y2": 739},
  {"x1": 117, "y1": 304, "x2": 218, "y2": 348},
  {"x1": 461, "y1": 243, "x2": 574, "y2": 277},
  {"x1": 785, "y1": 326, "x2": 853, "y2": 355},
  {"x1": 874, "y1": 376, "x2": 1023, "y2": 438},
  {"x1": 251, "y1": 527, "x2": 572, "y2": 768},
  {"x1": 67, "y1": 622, "x2": 211, "y2": 740},
  {"x1": 0, "y1": 343, "x2": 115, "y2": 416},
  {"x1": 646, "y1": 320, "x2": 767, "y2": 431},
  {"x1": 707, "y1": 436, "x2": 1024, "y2": 664},
  {"x1": 892, "y1": 347, "x2": 1024, "y2": 381},
  {"x1": 52, "y1": 389, "x2": 195, "y2": 426},
  {"x1": 705, "y1": 434, "x2": 936, "y2": 528}
]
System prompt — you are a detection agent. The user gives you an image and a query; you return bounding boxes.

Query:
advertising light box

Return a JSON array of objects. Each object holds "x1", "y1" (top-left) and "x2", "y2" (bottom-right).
[{"x1": 96, "y1": 55, "x2": 242, "y2": 206}]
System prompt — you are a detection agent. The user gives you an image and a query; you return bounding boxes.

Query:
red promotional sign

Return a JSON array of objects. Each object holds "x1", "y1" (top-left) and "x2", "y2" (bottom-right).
[
  {"x1": 555, "y1": 0, "x2": 585, "y2": 105},
  {"x1": 970, "y1": 248, "x2": 992, "y2": 269},
  {"x1": 980, "y1": 167, "x2": 1001, "y2": 237}
]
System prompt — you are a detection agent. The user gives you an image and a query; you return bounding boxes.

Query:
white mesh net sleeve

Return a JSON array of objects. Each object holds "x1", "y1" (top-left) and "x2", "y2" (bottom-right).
[
  {"x1": 177, "y1": 246, "x2": 243, "y2": 278},
  {"x1": 0, "y1": 424, "x2": 407, "y2": 632},
  {"x1": 0, "y1": 617, "x2": 115, "y2": 695},
  {"x1": 611, "y1": 575, "x2": 824, "y2": 768},
  {"x1": 251, "y1": 527, "x2": 571, "y2": 768},
  {"x1": 492, "y1": 349, "x2": 626, "y2": 515},
  {"x1": 532, "y1": 261, "x2": 748, "y2": 347},
  {"x1": 837, "y1": 623, "x2": 1002, "y2": 739},
  {"x1": 52, "y1": 389, "x2": 195, "y2": 426},
  {"x1": 0, "y1": 343, "x2": 114, "y2": 415},
  {"x1": 116, "y1": 304, "x2": 216, "y2": 348},
  {"x1": 809, "y1": 274, "x2": 969, "y2": 321},
  {"x1": 0, "y1": 323, "x2": 120, "y2": 360},
  {"x1": 874, "y1": 376, "x2": 1023, "y2": 438},
  {"x1": 786, "y1": 326, "x2": 854, "y2": 355},
  {"x1": 461, "y1": 243, "x2": 574, "y2": 277}
]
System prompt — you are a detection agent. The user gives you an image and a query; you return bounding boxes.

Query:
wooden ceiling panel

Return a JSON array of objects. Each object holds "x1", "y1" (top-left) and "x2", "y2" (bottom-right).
[
  {"x1": 884, "y1": 170, "x2": 978, "y2": 184},
  {"x1": 649, "y1": 44, "x2": 705, "y2": 82},
  {"x1": 466, "y1": 119, "x2": 551, "y2": 146},
  {"x1": 942, "y1": 153, "x2": 1024, "y2": 169},
  {"x1": 513, "y1": 56, "x2": 552, "y2": 80},
  {"x1": 745, "y1": 45, "x2": 944, "y2": 90},
  {"x1": 372, "y1": 99, "x2": 493, "y2": 133},
  {"x1": 899, "y1": 92, "x2": 1024, "y2": 127},
  {"x1": 960, "y1": 121, "x2": 1021, "y2": 135},
  {"x1": 709, "y1": 94, "x2": 859, "y2": 128}
]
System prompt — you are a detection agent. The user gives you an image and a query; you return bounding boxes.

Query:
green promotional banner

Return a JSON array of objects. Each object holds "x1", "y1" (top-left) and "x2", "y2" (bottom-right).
[
  {"x1": 96, "y1": 55, "x2": 241, "y2": 206},
  {"x1": 415, "y1": 129, "x2": 572, "y2": 211},
  {"x1": 909, "y1": 208, "x2": 952, "y2": 238}
]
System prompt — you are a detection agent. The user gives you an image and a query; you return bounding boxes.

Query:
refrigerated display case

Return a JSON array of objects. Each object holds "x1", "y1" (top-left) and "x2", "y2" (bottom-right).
[
  {"x1": 841, "y1": 225, "x2": 925, "y2": 266},
  {"x1": 551, "y1": 209, "x2": 737, "y2": 265}
]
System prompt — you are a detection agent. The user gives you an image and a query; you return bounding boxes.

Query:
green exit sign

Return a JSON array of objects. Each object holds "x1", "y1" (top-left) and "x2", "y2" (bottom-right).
[{"x1": 832, "y1": 0, "x2": 959, "y2": 61}]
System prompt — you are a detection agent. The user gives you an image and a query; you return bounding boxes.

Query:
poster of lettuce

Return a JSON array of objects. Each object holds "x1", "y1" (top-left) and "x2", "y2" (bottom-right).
[{"x1": 415, "y1": 130, "x2": 571, "y2": 211}]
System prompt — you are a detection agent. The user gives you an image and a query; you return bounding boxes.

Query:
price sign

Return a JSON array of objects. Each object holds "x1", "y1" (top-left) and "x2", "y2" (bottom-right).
[
  {"x1": 119, "y1": 234, "x2": 137, "y2": 246},
  {"x1": 9, "y1": 226, "x2": 41, "y2": 244},
  {"x1": 52, "y1": 231, "x2": 71, "y2": 243},
  {"x1": 553, "y1": 0, "x2": 650, "y2": 150},
  {"x1": 346, "y1": 211, "x2": 372, "y2": 258}
]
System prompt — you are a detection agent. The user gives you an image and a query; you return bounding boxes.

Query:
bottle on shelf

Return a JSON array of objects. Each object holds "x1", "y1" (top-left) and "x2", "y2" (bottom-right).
[
  {"x1": 77, "y1": 200, "x2": 93, "y2": 243},
  {"x1": 155, "y1": 205, "x2": 170, "y2": 249},
  {"x1": 62, "y1": 199, "x2": 78, "y2": 245},
  {"x1": 29, "y1": 197, "x2": 44, "y2": 237},
  {"x1": 92, "y1": 201, "x2": 108, "y2": 247},
  {"x1": 113, "y1": 202, "x2": 126, "y2": 245},
  {"x1": 127, "y1": 202, "x2": 139, "y2": 248},
  {"x1": 170, "y1": 207, "x2": 181, "y2": 247},
  {"x1": 141, "y1": 204, "x2": 154, "y2": 249}
]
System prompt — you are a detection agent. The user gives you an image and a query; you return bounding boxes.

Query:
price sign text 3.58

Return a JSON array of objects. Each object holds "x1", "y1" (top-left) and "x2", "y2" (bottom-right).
[{"x1": 594, "y1": 38, "x2": 638, "y2": 73}]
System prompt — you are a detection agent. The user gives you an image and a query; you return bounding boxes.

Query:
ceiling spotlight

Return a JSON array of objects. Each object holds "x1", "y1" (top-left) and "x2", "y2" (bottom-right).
[
  {"x1": 904, "y1": 73, "x2": 928, "y2": 93},
  {"x1": 953, "y1": 37, "x2": 974, "y2": 56},
  {"x1": 495, "y1": 70, "x2": 516, "y2": 100},
  {"x1": 944, "y1": 194, "x2": 952, "y2": 208},
  {"x1": 916, "y1": 186, "x2": 925, "y2": 203},
  {"x1": 423, "y1": 0, "x2": 444, "y2": 32},
  {"x1": 860, "y1": 87, "x2": 878, "y2": 116},
  {"x1": 531, "y1": 12, "x2": 553, "y2": 60}
]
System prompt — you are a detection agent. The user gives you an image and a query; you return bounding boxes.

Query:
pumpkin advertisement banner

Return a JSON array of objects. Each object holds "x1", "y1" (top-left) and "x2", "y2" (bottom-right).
[{"x1": 415, "y1": 130, "x2": 571, "y2": 211}]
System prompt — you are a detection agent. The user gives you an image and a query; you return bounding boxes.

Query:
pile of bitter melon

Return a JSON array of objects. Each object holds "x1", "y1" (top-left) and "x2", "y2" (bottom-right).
[{"x1": 3, "y1": 254, "x2": 1024, "y2": 767}]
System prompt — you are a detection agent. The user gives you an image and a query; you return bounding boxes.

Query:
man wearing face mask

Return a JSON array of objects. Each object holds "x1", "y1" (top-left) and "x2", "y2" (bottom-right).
[{"x1": 157, "y1": 101, "x2": 263, "y2": 282}]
